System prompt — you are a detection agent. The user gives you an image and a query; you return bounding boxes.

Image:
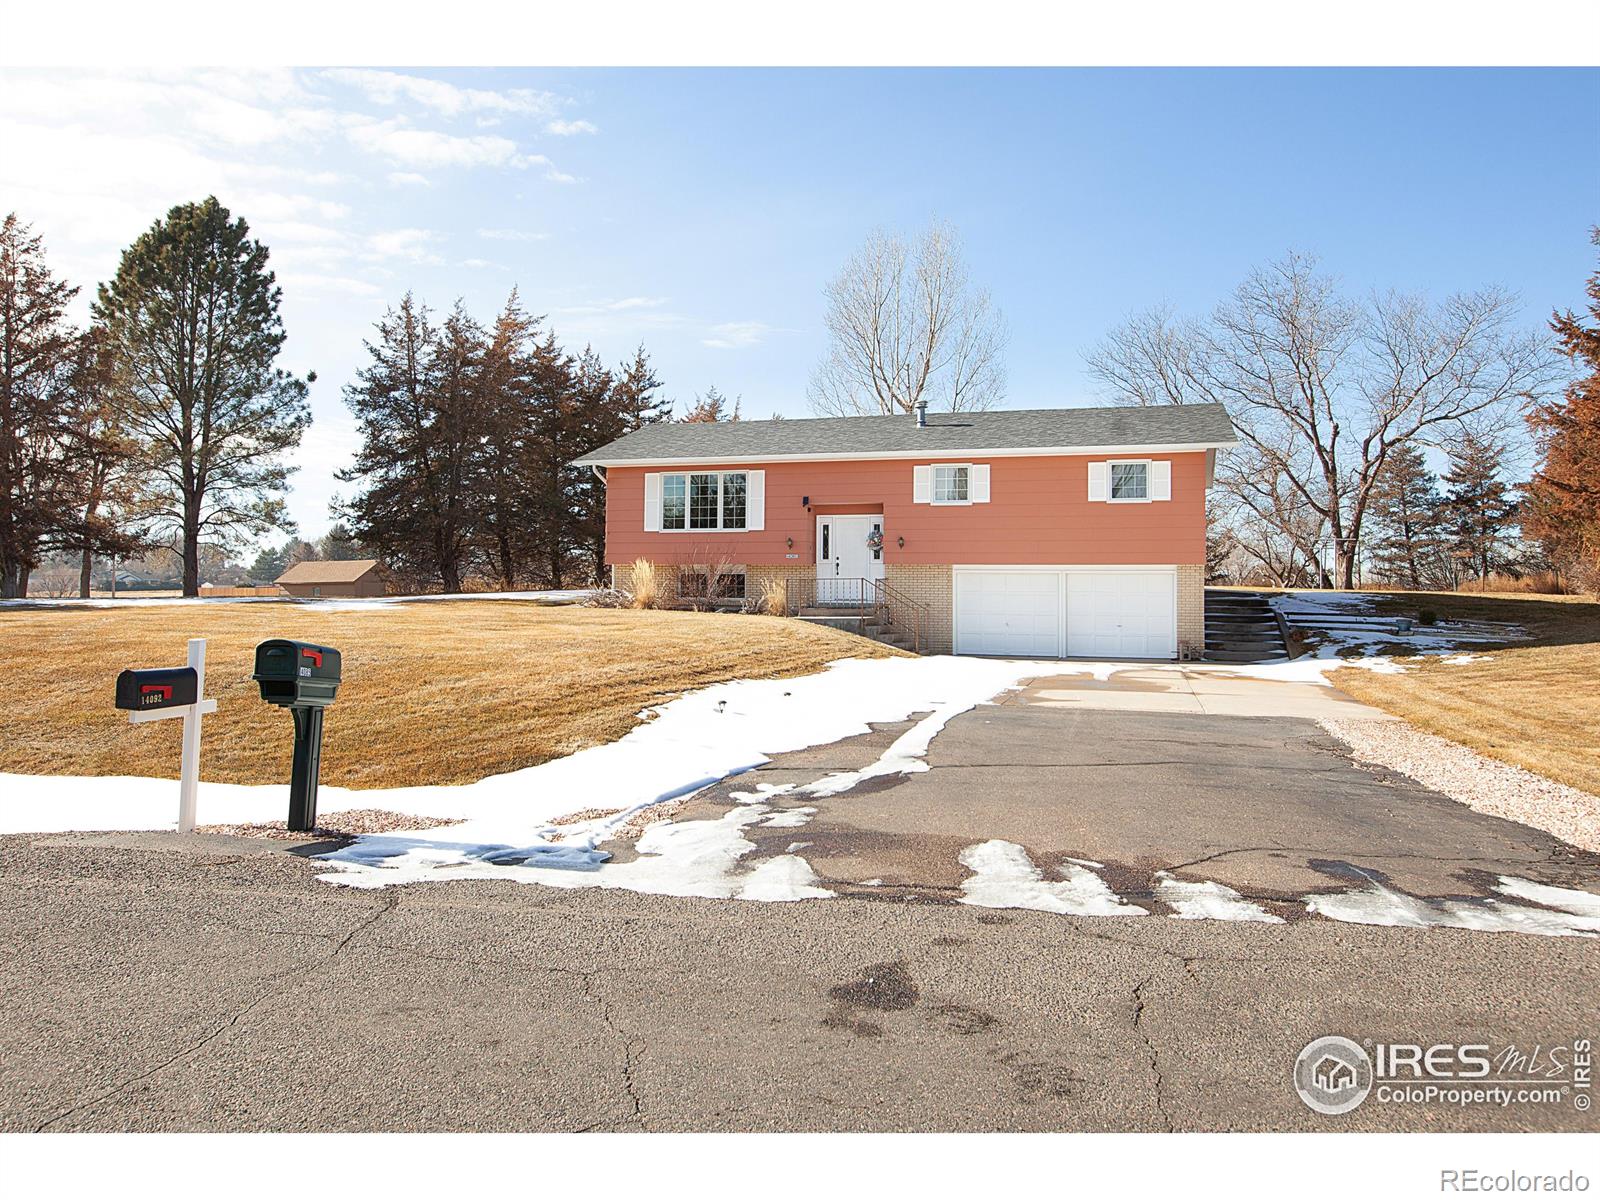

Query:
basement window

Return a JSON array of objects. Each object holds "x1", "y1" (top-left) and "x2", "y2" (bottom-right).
[{"x1": 679, "y1": 569, "x2": 747, "y2": 599}]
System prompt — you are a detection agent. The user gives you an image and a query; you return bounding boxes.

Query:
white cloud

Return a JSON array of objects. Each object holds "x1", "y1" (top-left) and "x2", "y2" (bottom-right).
[
  {"x1": 477, "y1": 228, "x2": 549, "y2": 242},
  {"x1": 323, "y1": 69, "x2": 560, "y2": 120},
  {"x1": 343, "y1": 119, "x2": 524, "y2": 169},
  {"x1": 386, "y1": 171, "x2": 430, "y2": 187},
  {"x1": 547, "y1": 118, "x2": 598, "y2": 136},
  {"x1": 702, "y1": 321, "x2": 774, "y2": 349},
  {"x1": 365, "y1": 228, "x2": 443, "y2": 264}
]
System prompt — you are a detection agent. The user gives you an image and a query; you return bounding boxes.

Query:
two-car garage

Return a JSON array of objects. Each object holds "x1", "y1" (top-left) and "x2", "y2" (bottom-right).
[{"x1": 952, "y1": 567, "x2": 1178, "y2": 660}]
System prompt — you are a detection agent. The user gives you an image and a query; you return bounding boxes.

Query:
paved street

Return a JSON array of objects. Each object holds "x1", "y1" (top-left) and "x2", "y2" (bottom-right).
[{"x1": 5, "y1": 671, "x2": 1599, "y2": 1132}]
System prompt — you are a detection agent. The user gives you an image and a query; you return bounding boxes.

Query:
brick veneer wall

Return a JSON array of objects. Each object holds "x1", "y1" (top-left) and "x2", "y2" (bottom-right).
[
  {"x1": 611, "y1": 559, "x2": 1191, "y2": 661},
  {"x1": 1177, "y1": 563, "x2": 1205, "y2": 659},
  {"x1": 884, "y1": 563, "x2": 954, "y2": 654},
  {"x1": 611, "y1": 560, "x2": 811, "y2": 608}
]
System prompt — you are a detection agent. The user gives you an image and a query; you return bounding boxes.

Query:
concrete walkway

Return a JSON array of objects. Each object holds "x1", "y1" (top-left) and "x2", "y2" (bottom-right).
[{"x1": 1009, "y1": 665, "x2": 1391, "y2": 719}]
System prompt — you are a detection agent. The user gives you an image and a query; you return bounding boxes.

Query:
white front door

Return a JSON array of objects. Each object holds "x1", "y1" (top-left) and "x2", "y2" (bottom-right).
[{"x1": 816, "y1": 514, "x2": 884, "y2": 604}]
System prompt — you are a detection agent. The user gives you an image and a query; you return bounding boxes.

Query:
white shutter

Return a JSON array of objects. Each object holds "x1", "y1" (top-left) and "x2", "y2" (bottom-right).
[
  {"x1": 913, "y1": 465, "x2": 932, "y2": 503},
  {"x1": 1150, "y1": 460, "x2": 1172, "y2": 501},
  {"x1": 643, "y1": 472, "x2": 662, "y2": 531},
  {"x1": 1087, "y1": 462, "x2": 1110, "y2": 502},
  {"x1": 745, "y1": 470, "x2": 765, "y2": 530},
  {"x1": 971, "y1": 463, "x2": 991, "y2": 503}
]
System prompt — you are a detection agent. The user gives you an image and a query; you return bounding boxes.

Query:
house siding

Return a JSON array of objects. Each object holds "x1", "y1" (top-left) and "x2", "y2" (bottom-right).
[{"x1": 602, "y1": 453, "x2": 1210, "y2": 567}]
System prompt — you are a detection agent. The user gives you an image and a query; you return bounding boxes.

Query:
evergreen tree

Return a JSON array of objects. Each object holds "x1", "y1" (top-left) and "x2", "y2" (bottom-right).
[
  {"x1": 1366, "y1": 443, "x2": 1448, "y2": 589},
  {"x1": 54, "y1": 326, "x2": 151, "y2": 595},
  {"x1": 682, "y1": 385, "x2": 741, "y2": 422},
  {"x1": 95, "y1": 197, "x2": 311, "y2": 595},
  {"x1": 473, "y1": 292, "x2": 547, "y2": 589},
  {"x1": 1442, "y1": 433, "x2": 1518, "y2": 584},
  {"x1": 316, "y1": 521, "x2": 366, "y2": 561},
  {"x1": 570, "y1": 345, "x2": 667, "y2": 584},
  {"x1": 0, "y1": 213, "x2": 79, "y2": 597},
  {"x1": 338, "y1": 296, "x2": 484, "y2": 592},
  {"x1": 247, "y1": 541, "x2": 291, "y2": 584},
  {"x1": 1523, "y1": 228, "x2": 1600, "y2": 590}
]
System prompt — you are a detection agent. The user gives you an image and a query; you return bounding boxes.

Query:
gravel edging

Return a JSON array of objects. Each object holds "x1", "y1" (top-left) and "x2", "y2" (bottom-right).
[
  {"x1": 197, "y1": 809, "x2": 463, "y2": 841},
  {"x1": 1320, "y1": 718, "x2": 1600, "y2": 853}
]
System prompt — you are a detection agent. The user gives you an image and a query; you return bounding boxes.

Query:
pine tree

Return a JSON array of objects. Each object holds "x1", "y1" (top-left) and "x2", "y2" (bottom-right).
[
  {"x1": 1523, "y1": 228, "x2": 1600, "y2": 590},
  {"x1": 473, "y1": 291, "x2": 547, "y2": 589},
  {"x1": 0, "y1": 213, "x2": 80, "y2": 597},
  {"x1": 682, "y1": 385, "x2": 741, "y2": 422},
  {"x1": 1365, "y1": 443, "x2": 1448, "y2": 589},
  {"x1": 569, "y1": 345, "x2": 667, "y2": 584},
  {"x1": 95, "y1": 197, "x2": 311, "y2": 595},
  {"x1": 1442, "y1": 433, "x2": 1517, "y2": 585},
  {"x1": 316, "y1": 521, "x2": 366, "y2": 561},
  {"x1": 54, "y1": 326, "x2": 151, "y2": 595},
  {"x1": 338, "y1": 296, "x2": 485, "y2": 592}
]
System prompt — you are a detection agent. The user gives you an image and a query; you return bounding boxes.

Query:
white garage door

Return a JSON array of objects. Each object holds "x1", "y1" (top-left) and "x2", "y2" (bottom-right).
[
  {"x1": 953, "y1": 570, "x2": 1062, "y2": 657},
  {"x1": 1066, "y1": 571, "x2": 1176, "y2": 659},
  {"x1": 954, "y1": 568, "x2": 1176, "y2": 660}
]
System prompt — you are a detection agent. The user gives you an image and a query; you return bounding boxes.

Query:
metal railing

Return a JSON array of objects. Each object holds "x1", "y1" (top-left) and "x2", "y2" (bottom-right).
[{"x1": 782, "y1": 575, "x2": 929, "y2": 654}]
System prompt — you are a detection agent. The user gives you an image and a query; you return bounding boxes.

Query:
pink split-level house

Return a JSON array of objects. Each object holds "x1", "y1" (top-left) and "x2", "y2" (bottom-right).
[{"x1": 572, "y1": 402, "x2": 1237, "y2": 659}]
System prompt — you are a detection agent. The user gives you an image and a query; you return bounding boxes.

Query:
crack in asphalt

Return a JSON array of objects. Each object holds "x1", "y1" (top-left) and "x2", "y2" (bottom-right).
[
  {"x1": 574, "y1": 971, "x2": 646, "y2": 1133},
  {"x1": 30, "y1": 891, "x2": 400, "y2": 1133},
  {"x1": 1131, "y1": 976, "x2": 1174, "y2": 1133}
]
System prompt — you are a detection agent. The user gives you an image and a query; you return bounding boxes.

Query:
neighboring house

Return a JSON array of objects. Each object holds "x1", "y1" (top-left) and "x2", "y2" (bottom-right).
[
  {"x1": 275, "y1": 559, "x2": 386, "y2": 599},
  {"x1": 572, "y1": 403, "x2": 1237, "y2": 659}
]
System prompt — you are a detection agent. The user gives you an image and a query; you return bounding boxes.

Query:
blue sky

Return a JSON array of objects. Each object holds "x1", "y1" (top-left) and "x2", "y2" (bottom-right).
[{"x1": 2, "y1": 67, "x2": 1595, "y2": 538}]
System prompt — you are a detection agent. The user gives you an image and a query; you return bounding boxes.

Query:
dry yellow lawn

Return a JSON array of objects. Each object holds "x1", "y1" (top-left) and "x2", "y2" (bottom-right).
[
  {"x1": 1321, "y1": 591, "x2": 1600, "y2": 796},
  {"x1": 0, "y1": 601, "x2": 901, "y2": 789}
]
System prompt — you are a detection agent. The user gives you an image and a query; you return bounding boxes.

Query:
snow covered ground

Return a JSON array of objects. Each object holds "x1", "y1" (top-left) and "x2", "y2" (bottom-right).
[
  {"x1": 1269, "y1": 590, "x2": 1524, "y2": 660},
  {"x1": 7, "y1": 639, "x2": 1595, "y2": 935},
  {"x1": 0, "y1": 589, "x2": 593, "y2": 611}
]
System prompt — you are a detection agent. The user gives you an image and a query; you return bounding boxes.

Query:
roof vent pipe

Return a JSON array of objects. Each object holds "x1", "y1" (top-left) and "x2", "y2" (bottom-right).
[{"x1": 915, "y1": 400, "x2": 928, "y2": 428}]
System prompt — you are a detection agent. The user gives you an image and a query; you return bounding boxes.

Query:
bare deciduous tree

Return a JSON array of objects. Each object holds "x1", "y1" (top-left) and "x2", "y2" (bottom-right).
[
  {"x1": 809, "y1": 221, "x2": 1007, "y2": 417},
  {"x1": 1088, "y1": 253, "x2": 1557, "y2": 588}
]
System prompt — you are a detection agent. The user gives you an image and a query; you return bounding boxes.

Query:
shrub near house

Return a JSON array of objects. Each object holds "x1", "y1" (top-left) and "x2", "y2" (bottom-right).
[{"x1": 573, "y1": 404, "x2": 1237, "y2": 659}]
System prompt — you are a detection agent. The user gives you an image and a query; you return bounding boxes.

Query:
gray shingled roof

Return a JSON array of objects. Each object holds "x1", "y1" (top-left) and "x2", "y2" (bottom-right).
[{"x1": 572, "y1": 403, "x2": 1235, "y2": 466}]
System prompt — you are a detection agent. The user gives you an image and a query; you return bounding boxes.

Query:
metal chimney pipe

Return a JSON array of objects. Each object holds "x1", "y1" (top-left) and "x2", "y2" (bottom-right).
[{"x1": 915, "y1": 400, "x2": 928, "y2": 428}]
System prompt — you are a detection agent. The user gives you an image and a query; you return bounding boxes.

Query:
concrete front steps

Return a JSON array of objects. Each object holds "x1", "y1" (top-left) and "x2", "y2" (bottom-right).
[
  {"x1": 1203, "y1": 591, "x2": 1289, "y2": 663},
  {"x1": 797, "y1": 607, "x2": 917, "y2": 652}
]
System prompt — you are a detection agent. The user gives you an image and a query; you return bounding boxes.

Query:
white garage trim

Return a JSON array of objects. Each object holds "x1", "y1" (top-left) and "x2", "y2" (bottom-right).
[{"x1": 953, "y1": 565, "x2": 1178, "y2": 660}]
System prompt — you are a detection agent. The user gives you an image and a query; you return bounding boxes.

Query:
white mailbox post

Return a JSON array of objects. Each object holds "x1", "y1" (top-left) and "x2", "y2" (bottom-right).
[{"x1": 123, "y1": 638, "x2": 218, "y2": 834}]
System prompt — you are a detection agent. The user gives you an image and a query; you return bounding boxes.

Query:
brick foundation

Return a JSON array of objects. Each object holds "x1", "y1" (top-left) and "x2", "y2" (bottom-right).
[
  {"x1": 610, "y1": 559, "x2": 1196, "y2": 661},
  {"x1": 1176, "y1": 563, "x2": 1205, "y2": 660},
  {"x1": 883, "y1": 563, "x2": 954, "y2": 654}
]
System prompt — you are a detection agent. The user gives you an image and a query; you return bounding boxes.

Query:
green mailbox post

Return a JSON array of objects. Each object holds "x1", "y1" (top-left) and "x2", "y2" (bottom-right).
[{"x1": 252, "y1": 639, "x2": 343, "y2": 832}]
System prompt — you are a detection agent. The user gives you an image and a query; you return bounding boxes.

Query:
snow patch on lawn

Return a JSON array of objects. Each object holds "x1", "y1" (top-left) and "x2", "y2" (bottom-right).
[
  {"x1": 1154, "y1": 872, "x2": 1284, "y2": 923},
  {"x1": 957, "y1": 840, "x2": 1146, "y2": 917},
  {"x1": 1, "y1": 655, "x2": 1041, "y2": 842}
]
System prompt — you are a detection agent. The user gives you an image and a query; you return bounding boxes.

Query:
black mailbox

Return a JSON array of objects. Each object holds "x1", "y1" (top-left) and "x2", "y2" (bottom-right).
[
  {"x1": 252, "y1": 639, "x2": 343, "y2": 833},
  {"x1": 115, "y1": 666, "x2": 198, "y2": 712},
  {"x1": 252, "y1": 640, "x2": 342, "y2": 708}
]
